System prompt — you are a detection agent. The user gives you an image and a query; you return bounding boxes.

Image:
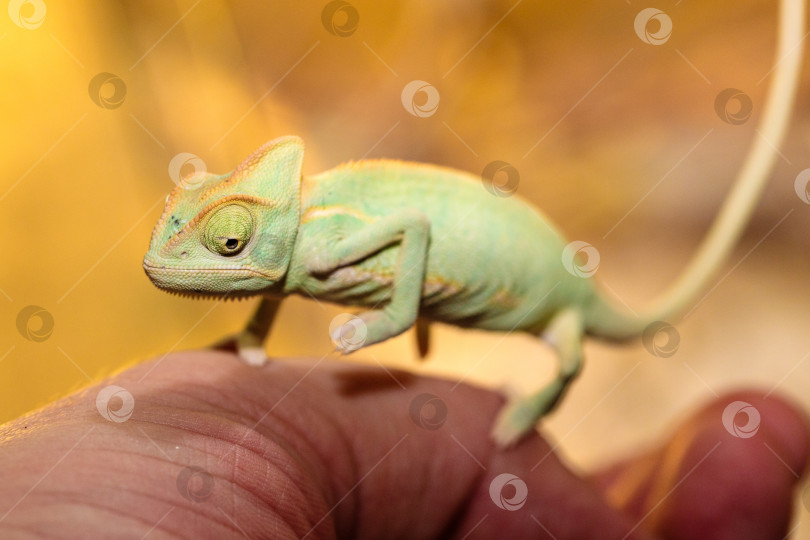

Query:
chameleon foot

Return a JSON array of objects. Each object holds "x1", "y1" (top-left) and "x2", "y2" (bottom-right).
[
  {"x1": 490, "y1": 379, "x2": 564, "y2": 448},
  {"x1": 329, "y1": 316, "x2": 368, "y2": 354},
  {"x1": 330, "y1": 310, "x2": 411, "y2": 354},
  {"x1": 236, "y1": 346, "x2": 268, "y2": 366},
  {"x1": 211, "y1": 333, "x2": 268, "y2": 366}
]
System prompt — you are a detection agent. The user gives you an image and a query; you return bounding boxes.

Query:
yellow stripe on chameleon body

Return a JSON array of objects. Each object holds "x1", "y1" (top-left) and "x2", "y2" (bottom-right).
[
  {"x1": 490, "y1": 288, "x2": 522, "y2": 310},
  {"x1": 301, "y1": 205, "x2": 377, "y2": 224}
]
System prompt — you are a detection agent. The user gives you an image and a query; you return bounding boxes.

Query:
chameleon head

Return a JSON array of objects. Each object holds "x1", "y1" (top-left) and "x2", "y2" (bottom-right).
[{"x1": 143, "y1": 136, "x2": 304, "y2": 298}]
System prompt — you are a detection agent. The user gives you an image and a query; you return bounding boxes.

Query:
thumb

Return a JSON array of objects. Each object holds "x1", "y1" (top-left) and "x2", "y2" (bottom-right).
[{"x1": 593, "y1": 391, "x2": 810, "y2": 539}]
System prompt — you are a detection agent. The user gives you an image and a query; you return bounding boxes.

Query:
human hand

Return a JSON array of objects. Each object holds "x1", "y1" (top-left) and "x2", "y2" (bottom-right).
[{"x1": 0, "y1": 351, "x2": 806, "y2": 539}]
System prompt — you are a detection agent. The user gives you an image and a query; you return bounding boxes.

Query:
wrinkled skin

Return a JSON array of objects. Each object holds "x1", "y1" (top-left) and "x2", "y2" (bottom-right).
[{"x1": 0, "y1": 352, "x2": 806, "y2": 539}]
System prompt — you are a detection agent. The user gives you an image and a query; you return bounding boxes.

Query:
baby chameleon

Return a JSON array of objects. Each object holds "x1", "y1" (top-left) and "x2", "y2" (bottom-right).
[
  {"x1": 144, "y1": 137, "x2": 631, "y2": 445},
  {"x1": 143, "y1": 0, "x2": 803, "y2": 446}
]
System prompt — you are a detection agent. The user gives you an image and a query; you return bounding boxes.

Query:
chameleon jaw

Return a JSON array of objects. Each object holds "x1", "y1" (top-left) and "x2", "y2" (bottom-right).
[{"x1": 142, "y1": 261, "x2": 276, "y2": 299}]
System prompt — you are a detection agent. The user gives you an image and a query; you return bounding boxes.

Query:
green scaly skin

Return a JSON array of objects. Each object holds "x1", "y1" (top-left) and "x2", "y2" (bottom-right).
[{"x1": 143, "y1": 0, "x2": 804, "y2": 446}]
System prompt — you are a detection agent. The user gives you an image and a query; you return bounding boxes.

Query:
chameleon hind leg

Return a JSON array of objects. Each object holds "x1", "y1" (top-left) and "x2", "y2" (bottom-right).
[
  {"x1": 211, "y1": 297, "x2": 282, "y2": 366},
  {"x1": 491, "y1": 307, "x2": 584, "y2": 447},
  {"x1": 307, "y1": 209, "x2": 430, "y2": 353},
  {"x1": 415, "y1": 318, "x2": 431, "y2": 359}
]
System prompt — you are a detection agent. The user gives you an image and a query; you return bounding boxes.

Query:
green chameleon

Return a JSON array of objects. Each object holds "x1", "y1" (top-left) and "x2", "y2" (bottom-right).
[{"x1": 143, "y1": 0, "x2": 803, "y2": 446}]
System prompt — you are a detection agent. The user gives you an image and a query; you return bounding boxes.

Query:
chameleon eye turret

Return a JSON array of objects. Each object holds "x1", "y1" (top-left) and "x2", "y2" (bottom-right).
[{"x1": 202, "y1": 204, "x2": 253, "y2": 257}]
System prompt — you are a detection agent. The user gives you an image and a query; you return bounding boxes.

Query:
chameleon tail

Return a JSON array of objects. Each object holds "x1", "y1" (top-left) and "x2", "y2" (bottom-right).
[{"x1": 585, "y1": 0, "x2": 805, "y2": 341}]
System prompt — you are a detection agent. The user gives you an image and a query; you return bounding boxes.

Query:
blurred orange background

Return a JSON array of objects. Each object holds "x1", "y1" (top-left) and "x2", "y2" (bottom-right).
[{"x1": 1, "y1": 0, "x2": 810, "y2": 532}]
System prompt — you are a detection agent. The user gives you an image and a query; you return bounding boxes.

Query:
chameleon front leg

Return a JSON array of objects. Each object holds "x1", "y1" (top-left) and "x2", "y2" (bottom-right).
[
  {"x1": 491, "y1": 308, "x2": 584, "y2": 447},
  {"x1": 211, "y1": 297, "x2": 282, "y2": 366},
  {"x1": 307, "y1": 209, "x2": 430, "y2": 353}
]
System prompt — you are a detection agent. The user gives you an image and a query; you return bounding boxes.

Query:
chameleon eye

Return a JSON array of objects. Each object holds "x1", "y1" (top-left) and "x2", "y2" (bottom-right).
[{"x1": 203, "y1": 204, "x2": 253, "y2": 257}]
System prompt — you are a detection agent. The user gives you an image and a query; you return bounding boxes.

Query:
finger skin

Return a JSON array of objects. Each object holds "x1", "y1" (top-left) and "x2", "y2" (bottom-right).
[
  {"x1": 0, "y1": 352, "x2": 806, "y2": 540},
  {"x1": 0, "y1": 352, "x2": 649, "y2": 539}
]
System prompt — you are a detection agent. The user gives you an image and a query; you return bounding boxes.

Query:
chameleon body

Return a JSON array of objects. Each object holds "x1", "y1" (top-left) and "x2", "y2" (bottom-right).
[
  {"x1": 295, "y1": 160, "x2": 597, "y2": 333},
  {"x1": 144, "y1": 0, "x2": 803, "y2": 446},
  {"x1": 143, "y1": 140, "x2": 615, "y2": 444}
]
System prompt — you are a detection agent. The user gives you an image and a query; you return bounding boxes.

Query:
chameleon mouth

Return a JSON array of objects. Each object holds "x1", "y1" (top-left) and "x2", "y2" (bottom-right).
[
  {"x1": 142, "y1": 261, "x2": 272, "y2": 277},
  {"x1": 142, "y1": 261, "x2": 269, "y2": 300}
]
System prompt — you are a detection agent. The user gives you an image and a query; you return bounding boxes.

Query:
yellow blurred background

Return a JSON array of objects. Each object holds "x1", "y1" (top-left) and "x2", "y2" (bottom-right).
[{"x1": 2, "y1": 0, "x2": 810, "y2": 532}]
